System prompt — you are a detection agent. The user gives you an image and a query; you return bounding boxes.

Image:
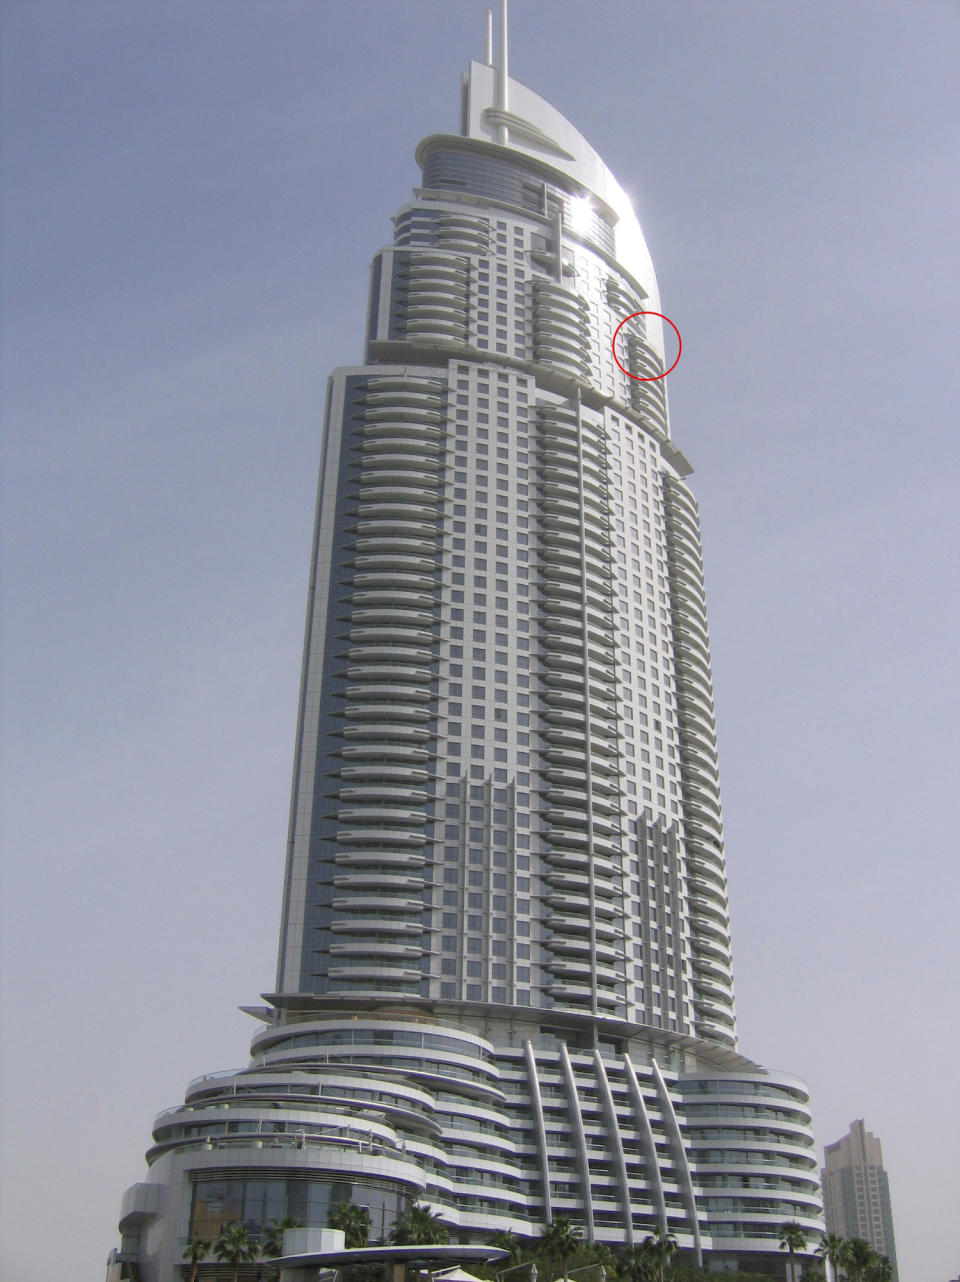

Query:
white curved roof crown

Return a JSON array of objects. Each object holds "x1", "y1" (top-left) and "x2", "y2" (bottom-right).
[{"x1": 460, "y1": 57, "x2": 658, "y2": 297}]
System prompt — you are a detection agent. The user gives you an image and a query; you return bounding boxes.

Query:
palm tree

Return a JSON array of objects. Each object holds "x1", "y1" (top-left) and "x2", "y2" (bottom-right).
[
  {"x1": 865, "y1": 1256, "x2": 893, "y2": 1282},
  {"x1": 329, "y1": 1201, "x2": 372, "y2": 1249},
  {"x1": 261, "y1": 1215, "x2": 301, "y2": 1259},
  {"x1": 779, "y1": 1223, "x2": 808, "y2": 1282},
  {"x1": 213, "y1": 1222, "x2": 259, "y2": 1282},
  {"x1": 539, "y1": 1215, "x2": 583, "y2": 1282},
  {"x1": 619, "y1": 1240, "x2": 658, "y2": 1282},
  {"x1": 389, "y1": 1202, "x2": 450, "y2": 1246},
  {"x1": 641, "y1": 1226, "x2": 677, "y2": 1282},
  {"x1": 816, "y1": 1233, "x2": 847, "y2": 1282},
  {"x1": 589, "y1": 1243, "x2": 618, "y2": 1280},
  {"x1": 842, "y1": 1239, "x2": 878, "y2": 1282},
  {"x1": 183, "y1": 1239, "x2": 210, "y2": 1282},
  {"x1": 489, "y1": 1230, "x2": 525, "y2": 1266}
]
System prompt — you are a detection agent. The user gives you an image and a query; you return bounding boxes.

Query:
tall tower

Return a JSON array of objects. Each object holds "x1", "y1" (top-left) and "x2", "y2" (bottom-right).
[
  {"x1": 823, "y1": 1121, "x2": 899, "y2": 1279},
  {"x1": 111, "y1": 13, "x2": 823, "y2": 1282}
]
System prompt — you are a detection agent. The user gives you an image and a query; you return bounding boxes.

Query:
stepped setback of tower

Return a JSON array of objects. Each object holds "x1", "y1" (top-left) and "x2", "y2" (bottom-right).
[{"x1": 110, "y1": 38, "x2": 824, "y2": 1282}]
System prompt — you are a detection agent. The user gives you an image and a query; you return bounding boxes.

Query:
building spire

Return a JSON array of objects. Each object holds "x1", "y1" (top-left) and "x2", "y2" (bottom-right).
[
  {"x1": 485, "y1": 8, "x2": 493, "y2": 65},
  {"x1": 496, "y1": 0, "x2": 509, "y2": 144}
]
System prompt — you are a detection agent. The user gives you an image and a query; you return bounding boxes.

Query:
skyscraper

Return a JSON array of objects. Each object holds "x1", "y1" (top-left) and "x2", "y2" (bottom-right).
[
  {"x1": 111, "y1": 13, "x2": 823, "y2": 1281},
  {"x1": 823, "y1": 1121, "x2": 899, "y2": 1279}
]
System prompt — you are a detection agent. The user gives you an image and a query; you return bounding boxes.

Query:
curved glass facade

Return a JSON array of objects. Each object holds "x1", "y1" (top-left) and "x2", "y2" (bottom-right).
[
  {"x1": 420, "y1": 146, "x2": 616, "y2": 256},
  {"x1": 189, "y1": 1174, "x2": 407, "y2": 1243}
]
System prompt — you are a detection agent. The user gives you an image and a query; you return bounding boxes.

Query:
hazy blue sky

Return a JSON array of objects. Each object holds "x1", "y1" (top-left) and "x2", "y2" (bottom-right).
[{"x1": 2, "y1": 3, "x2": 958, "y2": 1281}]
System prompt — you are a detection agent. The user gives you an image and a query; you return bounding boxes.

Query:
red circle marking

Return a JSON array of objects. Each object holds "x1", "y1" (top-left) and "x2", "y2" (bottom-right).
[{"x1": 612, "y1": 312, "x2": 682, "y2": 381}]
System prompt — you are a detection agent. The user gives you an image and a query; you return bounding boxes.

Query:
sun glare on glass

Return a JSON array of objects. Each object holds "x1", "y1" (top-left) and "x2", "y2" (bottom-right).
[{"x1": 568, "y1": 194, "x2": 593, "y2": 230}]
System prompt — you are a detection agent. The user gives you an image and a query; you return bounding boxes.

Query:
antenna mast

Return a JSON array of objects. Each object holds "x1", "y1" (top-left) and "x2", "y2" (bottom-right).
[{"x1": 496, "y1": 0, "x2": 509, "y2": 144}]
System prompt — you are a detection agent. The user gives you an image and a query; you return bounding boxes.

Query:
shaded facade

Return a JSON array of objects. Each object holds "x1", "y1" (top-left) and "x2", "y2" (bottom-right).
[
  {"x1": 822, "y1": 1121, "x2": 898, "y2": 1279},
  {"x1": 111, "y1": 17, "x2": 823, "y2": 1282}
]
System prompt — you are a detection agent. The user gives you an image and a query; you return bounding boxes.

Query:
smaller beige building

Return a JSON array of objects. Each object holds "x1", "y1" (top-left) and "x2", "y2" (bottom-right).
[{"x1": 822, "y1": 1120, "x2": 899, "y2": 1280}]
